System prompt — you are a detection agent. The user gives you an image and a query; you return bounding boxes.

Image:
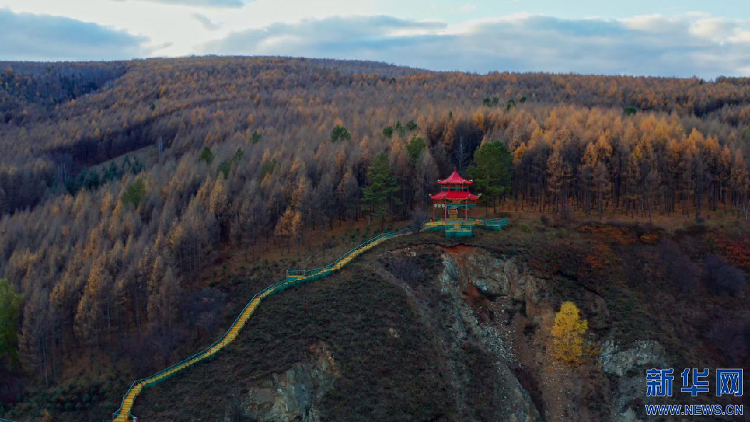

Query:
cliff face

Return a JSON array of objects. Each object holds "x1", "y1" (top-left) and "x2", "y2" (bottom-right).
[{"x1": 382, "y1": 244, "x2": 669, "y2": 422}]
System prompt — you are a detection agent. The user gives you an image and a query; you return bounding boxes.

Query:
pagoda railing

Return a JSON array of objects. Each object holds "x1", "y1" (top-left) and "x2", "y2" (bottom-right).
[{"x1": 481, "y1": 218, "x2": 509, "y2": 227}]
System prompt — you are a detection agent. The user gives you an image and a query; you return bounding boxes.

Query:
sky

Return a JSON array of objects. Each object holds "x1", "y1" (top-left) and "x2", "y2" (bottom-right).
[{"x1": 0, "y1": 0, "x2": 749, "y2": 78}]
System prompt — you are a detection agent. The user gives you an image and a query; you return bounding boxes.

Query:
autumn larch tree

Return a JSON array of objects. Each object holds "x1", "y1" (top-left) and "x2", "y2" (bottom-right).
[
  {"x1": 593, "y1": 162, "x2": 611, "y2": 219},
  {"x1": 550, "y1": 301, "x2": 589, "y2": 364},
  {"x1": 274, "y1": 206, "x2": 302, "y2": 252},
  {"x1": 546, "y1": 144, "x2": 571, "y2": 214},
  {"x1": 337, "y1": 170, "x2": 360, "y2": 225},
  {"x1": 645, "y1": 167, "x2": 662, "y2": 223},
  {"x1": 730, "y1": 152, "x2": 750, "y2": 219},
  {"x1": 415, "y1": 148, "x2": 439, "y2": 208}
]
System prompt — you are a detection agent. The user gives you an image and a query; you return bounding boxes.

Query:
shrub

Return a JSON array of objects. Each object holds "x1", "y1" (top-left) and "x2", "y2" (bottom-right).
[
  {"x1": 705, "y1": 318, "x2": 750, "y2": 365},
  {"x1": 704, "y1": 255, "x2": 746, "y2": 296},
  {"x1": 520, "y1": 223, "x2": 531, "y2": 233},
  {"x1": 658, "y1": 240, "x2": 700, "y2": 291}
]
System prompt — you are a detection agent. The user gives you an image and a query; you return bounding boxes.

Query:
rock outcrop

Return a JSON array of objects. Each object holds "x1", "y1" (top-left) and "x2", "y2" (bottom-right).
[
  {"x1": 232, "y1": 342, "x2": 339, "y2": 422},
  {"x1": 600, "y1": 339, "x2": 669, "y2": 422},
  {"x1": 600, "y1": 339, "x2": 667, "y2": 378}
]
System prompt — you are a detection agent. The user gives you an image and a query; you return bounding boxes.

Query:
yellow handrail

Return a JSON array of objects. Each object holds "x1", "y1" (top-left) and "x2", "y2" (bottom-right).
[{"x1": 112, "y1": 229, "x2": 409, "y2": 421}]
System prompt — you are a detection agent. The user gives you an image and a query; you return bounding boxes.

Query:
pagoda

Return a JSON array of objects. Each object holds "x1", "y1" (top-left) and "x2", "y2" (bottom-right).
[{"x1": 429, "y1": 168, "x2": 480, "y2": 221}]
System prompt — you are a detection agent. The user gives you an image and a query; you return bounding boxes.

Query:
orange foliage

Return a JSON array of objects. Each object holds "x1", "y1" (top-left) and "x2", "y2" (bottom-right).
[
  {"x1": 711, "y1": 236, "x2": 750, "y2": 270},
  {"x1": 577, "y1": 224, "x2": 637, "y2": 245},
  {"x1": 639, "y1": 233, "x2": 660, "y2": 244},
  {"x1": 581, "y1": 241, "x2": 615, "y2": 273}
]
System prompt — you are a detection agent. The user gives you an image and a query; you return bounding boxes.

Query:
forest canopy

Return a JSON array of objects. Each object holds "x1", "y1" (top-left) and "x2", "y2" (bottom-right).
[{"x1": 1, "y1": 56, "x2": 749, "y2": 390}]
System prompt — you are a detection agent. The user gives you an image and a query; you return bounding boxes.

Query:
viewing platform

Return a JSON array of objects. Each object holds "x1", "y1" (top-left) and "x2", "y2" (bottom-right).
[{"x1": 423, "y1": 217, "x2": 509, "y2": 237}]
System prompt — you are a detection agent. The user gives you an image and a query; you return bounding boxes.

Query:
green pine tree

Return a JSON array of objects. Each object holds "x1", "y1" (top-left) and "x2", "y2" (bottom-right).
[
  {"x1": 218, "y1": 160, "x2": 231, "y2": 179},
  {"x1": 0, "y1": 278, "x2": 22, "y2": 369},
  {"x1": 122, "y1": 179, "x2": 146, "y2": 207},
  {"x1": 199, "y1": 146, "x2": 214, "y2": 164},
  {"x1": 468, "y1": 141, "x2": 511, "y2": 214},
  {"x1": 330, "y1": 125, "x2": 351, "y2": 142},
  {"x1": 394, "y1": 121, "x2": 405, "y2": 136},
  {"x1": 406, "y1": 135, "x2": 426, "y2": 165},
  {"x1": 362, "y1": 152, "x2": 401, "y2": 226}
]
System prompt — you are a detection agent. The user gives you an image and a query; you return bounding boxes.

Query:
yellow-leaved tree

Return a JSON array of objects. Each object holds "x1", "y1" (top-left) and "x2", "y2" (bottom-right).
[{"x1": 550, "y1": 301, "x2": 588, "y2": 364}]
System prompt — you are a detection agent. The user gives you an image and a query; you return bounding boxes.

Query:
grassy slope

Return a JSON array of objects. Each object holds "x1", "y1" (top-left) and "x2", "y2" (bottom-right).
[{"x1": 133, "y1": 257, "x2": 453, "y2": 421}]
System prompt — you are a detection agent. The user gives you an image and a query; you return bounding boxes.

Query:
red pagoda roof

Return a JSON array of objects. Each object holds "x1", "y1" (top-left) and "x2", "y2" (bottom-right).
[
  {"x1": 430, "y1": 191, "x2": 480, "y2": 201},
  {"x1": 438, "y1": 168, "x2": 472, "y2": 185}
]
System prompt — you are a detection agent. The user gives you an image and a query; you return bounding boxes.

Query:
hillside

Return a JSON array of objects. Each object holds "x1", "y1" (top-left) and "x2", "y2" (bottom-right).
[
  {"x1": 3, "y1": 215, "x2": 749, "y2": 420},
  {"x1": 114, "y1": 223, "x2": 750, "y2": 420},
  {"x1": 0, "y1": 57, "x2": 749, "y2": 420}
]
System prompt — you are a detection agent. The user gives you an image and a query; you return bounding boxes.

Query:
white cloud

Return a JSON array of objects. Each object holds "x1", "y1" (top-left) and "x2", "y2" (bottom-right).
[
  {"x1": 117, "y1": 0, "x2": 245, "y2": 8},
  {"x1": 0, "y1": 2, "x2": 748, "y2": 78},
  {"x1": 730, "y1": 29, "x2": 750, "y2": 44},
  {"x1": 0, "y1": 8, "x2": 150, "y2": 61},
  {"x1": 201, "y1": 15, "x2": 447, "y2": 57},
  {"x1": 690, "y1": 17, "x2": 729, "y2": 41},
  {"x1": 620, "y1": 14, "x2": 670, "y2": 31},
  {"x1": 200, "y1": 13, "x2": 750, "y2": 77},
  {"x1": 192, "y1": 13, "x2": 220, "y2": 30}
]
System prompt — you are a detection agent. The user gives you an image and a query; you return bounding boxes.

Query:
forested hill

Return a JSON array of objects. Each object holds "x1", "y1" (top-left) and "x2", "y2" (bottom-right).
[
  {"x1": 1, "y1": 57, "x2": 750, "y2": 217},
  {"x1": 1, "y1": 56, "x2": 750, "y2": 418}
]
